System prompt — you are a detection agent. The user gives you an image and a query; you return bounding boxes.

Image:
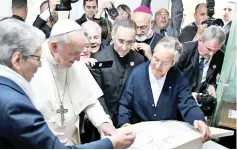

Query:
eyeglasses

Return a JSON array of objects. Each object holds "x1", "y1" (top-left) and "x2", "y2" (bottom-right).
[
  {"x1": 23, "y1": 55, "x2": 42, "y2": 64},
  {"x1": 153, "y1": 57, "x2": 173, "y2": 68},
  {"x1": 136, "y1": 25, "x2": 149, "y2": 31}
]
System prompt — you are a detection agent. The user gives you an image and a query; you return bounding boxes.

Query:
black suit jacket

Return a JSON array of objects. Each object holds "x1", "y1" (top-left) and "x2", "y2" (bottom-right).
[
  {"x1": 76, "y1": 14, "x2": 112, "y2": 41},
  {"x1": 33, "y1": 15, "x2": 52, "y2": 38},
  {"x1": 223, "y1": 21, "x2": 232, "y2": 46},
  {"x1": 179, "y1": 22, "x2": 198, "y2": 43},
  {"x1": 176, "y1": 41, "x2": 224, "y2": 92},
  {"x1": 92, "y1": 45, "x2": 145, "y2": 121}
]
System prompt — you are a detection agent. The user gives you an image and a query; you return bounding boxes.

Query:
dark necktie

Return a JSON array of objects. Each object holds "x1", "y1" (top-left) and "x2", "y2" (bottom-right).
[
  {"x1": 194, "y1": 57, "x2": 205, "y2": 92},
  {"x1": 199, "y1": 57, "x2": 205, "y2": 70},
  {"x1": 160, "y1": 29, "x2": 166, "y2": 36}
]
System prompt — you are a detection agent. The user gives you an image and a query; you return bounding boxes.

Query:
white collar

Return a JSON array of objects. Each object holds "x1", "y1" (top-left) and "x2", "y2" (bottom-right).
[{"x1": 0, "y1": 65, "x2": 34, "y2": 101}]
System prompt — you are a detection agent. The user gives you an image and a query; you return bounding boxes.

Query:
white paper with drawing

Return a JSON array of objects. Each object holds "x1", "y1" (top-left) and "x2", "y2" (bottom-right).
[{"x1": 128, "y1": 120, "x2": 234, "y2": 149}]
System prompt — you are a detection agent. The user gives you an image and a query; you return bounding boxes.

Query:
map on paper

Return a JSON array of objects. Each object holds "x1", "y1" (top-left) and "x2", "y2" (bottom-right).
[{"x1": 128, "y1": 120, "x2": 234, "y2": 149}]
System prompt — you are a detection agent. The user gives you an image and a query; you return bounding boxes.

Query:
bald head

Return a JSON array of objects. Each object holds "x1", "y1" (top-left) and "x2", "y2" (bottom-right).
[
  {"x1": 194, "y1": 3, "x2": 208, "y2": 25},
  {"x1": 155, "y1": 8, "x2": 169, "y2": 29}
]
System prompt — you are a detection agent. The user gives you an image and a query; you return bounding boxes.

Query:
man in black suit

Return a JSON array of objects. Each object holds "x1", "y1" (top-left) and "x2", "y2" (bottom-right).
[
  {"x1": 92, "y1": 19, "x2": 145, "y2": 126},
  {"x1": 33, "y1": 0, "x2": 59, "y2": 38},
  {"x1": 179, "y1": 3, "x2": 208, "y2": 43},
  {"x1": 12, "y1": 0, "x2": 28, "y2": 22},
  {"x1": 76, "y1": 0, "x2": 113, "y2": 41},
  {"x1": 176, "y1": 26, "x2": 226, "y2": 98},
  {"x1": 222, "y1": 1, "x2": 236, "y2": 46}
]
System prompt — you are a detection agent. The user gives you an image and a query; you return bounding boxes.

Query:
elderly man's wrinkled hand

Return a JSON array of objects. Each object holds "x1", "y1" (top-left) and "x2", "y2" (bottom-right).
[{"x1": 108, "y1": 127, "x2": 136, "y2": 149}]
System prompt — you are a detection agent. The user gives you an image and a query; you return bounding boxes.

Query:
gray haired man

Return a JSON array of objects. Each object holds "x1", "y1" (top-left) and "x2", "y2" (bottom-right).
[
  {"x1": 176, "y1": 25, "x2": 226, "y2": 98},
  {"x1": 92, "y1": 19, "x2": 145, "y2": 126}
]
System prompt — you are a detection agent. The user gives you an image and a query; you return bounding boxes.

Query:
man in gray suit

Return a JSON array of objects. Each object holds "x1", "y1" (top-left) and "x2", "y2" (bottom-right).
[{"x1": 153, "y1": 0, "x2": 183, "y2": 38}]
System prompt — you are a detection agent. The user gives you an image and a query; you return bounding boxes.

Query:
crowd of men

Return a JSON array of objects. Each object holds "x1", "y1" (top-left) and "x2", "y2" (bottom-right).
[{"x1": 0, "y1": 0, "x2": 235, "y2": 149}]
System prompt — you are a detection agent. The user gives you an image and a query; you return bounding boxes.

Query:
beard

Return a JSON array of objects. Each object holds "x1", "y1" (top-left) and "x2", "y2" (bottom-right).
[
  {"x1": 135, "y1": 35, "x2": 148, "y2": 42},
  {"x1": 135, "y1": 28, "x2": 153, "y2": 42}
]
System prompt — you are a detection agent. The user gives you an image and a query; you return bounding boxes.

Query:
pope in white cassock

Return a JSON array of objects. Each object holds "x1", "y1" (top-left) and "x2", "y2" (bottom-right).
[{"x1": 30, "y1": 19, "x2": 116, "y2": 145}]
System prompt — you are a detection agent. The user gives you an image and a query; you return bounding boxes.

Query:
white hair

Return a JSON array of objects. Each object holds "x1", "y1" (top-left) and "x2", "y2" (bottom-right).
[
  {"x1": 0, "y1": 18, "x2": 45, "y2": 67},
  {"x1": 154, "y1": 37, "x2": 183, "y2": 65},
  {"x1": 81, "y1": 21, "x2": 102, "y2": 36}
]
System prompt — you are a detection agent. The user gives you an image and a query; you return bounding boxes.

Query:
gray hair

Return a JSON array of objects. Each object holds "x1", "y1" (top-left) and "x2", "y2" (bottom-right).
[
  {"x1": 154, "y1": 37, "x2": 183, "y2": 64},
  {"x1": 202, "y1": 26, "x2": 226, "y2": 45},
  {"x1": 81, "y1": 21, "x2": 102, "y2": 36},
  {"x1": 0, "y1": 19, "x2": 45, "y2": 67},
  {"x1": 12, "y1": 0, "x2": 28, "y2": 9},
  {"x1": 112, "y1": 19, "x2": 137, "y2": 36}
]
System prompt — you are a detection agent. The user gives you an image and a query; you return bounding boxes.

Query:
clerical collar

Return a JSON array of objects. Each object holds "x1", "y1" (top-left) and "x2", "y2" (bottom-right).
[
  {"x1": 12, "y1": 15, "x2": 25, "y2": 22},
  {"x1": 113, "y1": 48, "x2": 130, "y2": 66}
]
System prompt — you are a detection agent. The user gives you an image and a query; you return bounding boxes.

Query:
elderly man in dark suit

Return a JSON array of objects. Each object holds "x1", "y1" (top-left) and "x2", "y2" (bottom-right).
[
  {"x1": 118, "y1": 37, "x2": 210, "y2": 143},
  {"x1": 153, "y1": 0, "x2": 184, "y2": 38},
  {"x1": 0, "y1": 18, "x2": 135, "y2": 149},
  {"x1": 176, "y1": 26, "x2": 226, "y2": 98},
  {"x1": 92, "y1": 19, "x2": 145, "y2": 126}
]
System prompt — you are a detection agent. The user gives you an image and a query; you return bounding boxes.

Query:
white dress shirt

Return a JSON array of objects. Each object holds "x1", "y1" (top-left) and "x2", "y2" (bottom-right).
[{"x1": 148, "y1": 65, "x2": 167, "y2": 107}]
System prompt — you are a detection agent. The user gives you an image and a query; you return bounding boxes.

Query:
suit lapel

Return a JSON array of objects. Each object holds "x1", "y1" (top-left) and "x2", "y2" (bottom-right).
[
  {"x1": 206, "y1": 56, "x2": 217, "y2": 80},
  {"x1": 191, "y1": 46, "x2": 200, "y2": 86},
  {"x1": 105, "y1": 46, "x2": 120, "y2": 94}
]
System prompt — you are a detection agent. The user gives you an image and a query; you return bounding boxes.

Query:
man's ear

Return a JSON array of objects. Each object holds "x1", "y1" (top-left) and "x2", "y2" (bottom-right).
[
  {"x1": 194, "y1": 13, "x2": 197, "y2": 20},
  {"x1": 11, "y1": 51, "x2": 22, "y2": 71},
  {"x1": 50, "y1": 41, "x2": 59, "y2": 54},
  {"x1": 151, "y1": 20, "x2": 155, "y2": 27}
]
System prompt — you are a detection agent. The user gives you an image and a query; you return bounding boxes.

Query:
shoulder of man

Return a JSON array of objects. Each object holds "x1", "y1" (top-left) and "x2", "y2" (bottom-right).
[
  {"x1": 75, "y1": 14, "x2": 87, "y2": 25},
  {"x1": 182, "y1": 22, "x2": 198, "y2": 32},
  {"x1": 182, "y1": 41, "x2": 199, "y2": 54},
  {"x1": 130, "y1": 50, "x2": 145, "y2": 63},
  {"x1": 94, "y1": 45, "x2": 113, "y2": 60}
]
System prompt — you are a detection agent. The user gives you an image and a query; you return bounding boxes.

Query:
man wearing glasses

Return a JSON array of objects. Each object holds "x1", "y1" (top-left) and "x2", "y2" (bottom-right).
[
  {"x1": 117, "y1": 37, "x2": 211, "y2": 143},
  {"x1": 131, "y1": 6, "x2": 163, "y2": 61},
  {"x1": 176, "y1": 26, "x2": 225, "y2": 98},
  {"x1": 92, "y1": 19, "x2": 144, "y2": 128}
]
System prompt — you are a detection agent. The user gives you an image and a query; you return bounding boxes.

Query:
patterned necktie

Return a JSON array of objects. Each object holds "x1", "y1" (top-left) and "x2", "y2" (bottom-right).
[
  {"x1": 199, "y1": 57, "x2": 205, "y2": 70},
  {"x1": 160, "y1": 29, "x2": 166, "y2": 36}
]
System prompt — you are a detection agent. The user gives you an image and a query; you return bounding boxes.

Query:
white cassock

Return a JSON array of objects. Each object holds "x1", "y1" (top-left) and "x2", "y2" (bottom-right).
[{"x1": 30, "y1": 42, "x2": 110, "y2": 145}]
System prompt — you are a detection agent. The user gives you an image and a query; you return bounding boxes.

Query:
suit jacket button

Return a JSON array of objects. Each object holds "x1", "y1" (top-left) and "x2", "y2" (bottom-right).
[
  {"x1": 154, "y1": 114, "x2": 156, "y2": 117},
  {"x1": 152, "y1": 104, "x2": 155, "y2": 107}
]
